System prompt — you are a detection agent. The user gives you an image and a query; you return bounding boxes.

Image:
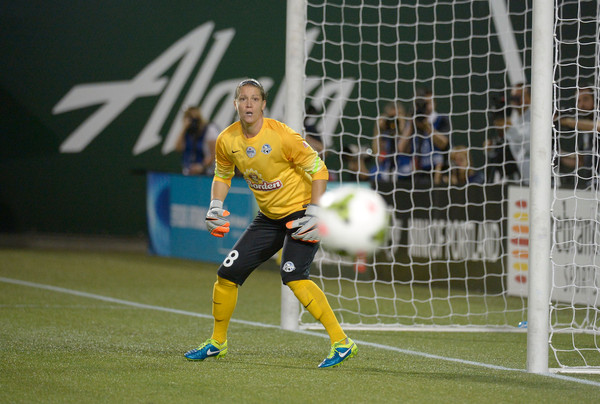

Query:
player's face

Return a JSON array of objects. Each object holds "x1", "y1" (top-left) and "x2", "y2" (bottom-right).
[{"x1": 235, "y1": 85, "x2": 266, "y2": 126}]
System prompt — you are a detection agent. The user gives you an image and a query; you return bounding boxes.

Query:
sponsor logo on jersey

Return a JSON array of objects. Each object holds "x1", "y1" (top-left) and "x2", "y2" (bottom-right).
[
  {"x1": 244, "y1": 169, "x2": 283, "y2": 191},
  {"x1": 246, "y1": 146, "x2": 256, "y2": 158}
]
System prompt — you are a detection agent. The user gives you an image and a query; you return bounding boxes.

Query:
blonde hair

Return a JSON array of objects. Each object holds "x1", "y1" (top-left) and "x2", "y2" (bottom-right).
[{"x1": 235, "y1": 78, "x2": 266, "y2": 100}]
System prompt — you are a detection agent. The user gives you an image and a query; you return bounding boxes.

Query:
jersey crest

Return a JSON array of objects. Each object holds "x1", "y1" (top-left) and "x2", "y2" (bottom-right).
[{"x1": 261, "y1": 143, "x2": 272, "y2": 154}]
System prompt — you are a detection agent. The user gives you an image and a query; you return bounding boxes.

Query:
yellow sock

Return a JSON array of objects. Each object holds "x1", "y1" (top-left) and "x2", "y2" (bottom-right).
[
  {"x1": 211, "y1": 276, "x2": 238, "y2": 344},
  {"x1": 287, "y1": 279, "x2": 346, "y2": 344}
]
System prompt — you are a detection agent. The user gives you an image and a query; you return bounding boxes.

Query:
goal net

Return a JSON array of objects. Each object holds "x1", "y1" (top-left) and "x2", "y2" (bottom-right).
[
  {"x1": 295, "y1": 0, "x2": 600, "y2": 371},
  {"x1": 549, "y1": 0, "x2": 600, "y2": 373}
]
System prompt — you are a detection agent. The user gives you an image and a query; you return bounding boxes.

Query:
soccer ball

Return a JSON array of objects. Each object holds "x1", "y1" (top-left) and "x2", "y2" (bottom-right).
[{"x1": 317, "y1": 186, "x2": 389, "y2": 255}]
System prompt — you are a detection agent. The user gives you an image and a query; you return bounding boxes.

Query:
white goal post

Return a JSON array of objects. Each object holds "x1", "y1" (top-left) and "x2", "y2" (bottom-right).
[
  {"x1": 527, "y1": 0, "x2": 553, "y2": 374},
  {"x1": 282, "y1": 0, "x2": 600, "y2": 374},
  {"x1": 281, "y1": 0, "x2": 305, "y2": 332}
]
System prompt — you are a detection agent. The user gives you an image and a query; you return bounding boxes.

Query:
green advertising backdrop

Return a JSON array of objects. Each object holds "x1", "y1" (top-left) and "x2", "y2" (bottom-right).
[
  {"x1": 0, "y1": 1, "x2": 287, "y2": 235},
  {"x1": 4, "y1": 1, "x2": 587, "y2": 237}
]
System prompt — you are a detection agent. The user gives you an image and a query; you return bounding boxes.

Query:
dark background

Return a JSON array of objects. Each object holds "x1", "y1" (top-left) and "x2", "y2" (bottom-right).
[{"x1": 1, "y1": 1, "x2": 594, "y2": 236}]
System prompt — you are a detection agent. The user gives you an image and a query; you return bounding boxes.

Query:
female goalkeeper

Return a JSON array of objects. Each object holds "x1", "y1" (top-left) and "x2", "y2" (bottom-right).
[{"x1": 183, "y1": 78, "x2": 357, "y2": 368}]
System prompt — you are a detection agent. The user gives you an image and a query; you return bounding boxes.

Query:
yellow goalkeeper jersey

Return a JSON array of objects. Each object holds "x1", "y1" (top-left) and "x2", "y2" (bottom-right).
[{"x1": 214, "y1": 118, "x2": 328, "y2": 220}]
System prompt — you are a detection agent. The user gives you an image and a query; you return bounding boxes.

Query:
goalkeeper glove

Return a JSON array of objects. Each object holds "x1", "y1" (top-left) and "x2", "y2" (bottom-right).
[
  {"x1": 206, "y1": 199, "x2": 230, "y2": 238},
  {"x1": 286, "y1": 204, "x2": 320, "y2": 243}
]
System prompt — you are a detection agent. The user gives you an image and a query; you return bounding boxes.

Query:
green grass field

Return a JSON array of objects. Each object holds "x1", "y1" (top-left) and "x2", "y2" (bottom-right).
[{"x1": 1, "y1": 247, "x2": 599, "y2": 403}]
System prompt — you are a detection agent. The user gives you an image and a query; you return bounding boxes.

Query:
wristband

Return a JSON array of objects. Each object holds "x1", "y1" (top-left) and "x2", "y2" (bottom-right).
[{"x1": 210, "y1": 199, "x2": 224, "y2": 209}]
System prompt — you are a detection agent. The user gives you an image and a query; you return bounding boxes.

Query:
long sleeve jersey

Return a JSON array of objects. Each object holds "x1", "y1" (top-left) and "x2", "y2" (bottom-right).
[{"x1": 214, "y1": 118, "x2": 328, "y2": 219}]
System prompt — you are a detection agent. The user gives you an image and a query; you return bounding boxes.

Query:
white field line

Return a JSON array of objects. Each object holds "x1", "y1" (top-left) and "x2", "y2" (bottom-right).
[{"x1": 2, "y1": 276, "x2": 599, "y2": 388}]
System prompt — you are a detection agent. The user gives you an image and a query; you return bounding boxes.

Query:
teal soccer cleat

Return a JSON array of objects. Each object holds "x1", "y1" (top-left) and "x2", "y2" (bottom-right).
[
  {"x1": 318, "y1": 337, "x2": 357, "y2": 368},
  {"x1": 184, "y1": 338, "x2": 227, "y2": 361}
]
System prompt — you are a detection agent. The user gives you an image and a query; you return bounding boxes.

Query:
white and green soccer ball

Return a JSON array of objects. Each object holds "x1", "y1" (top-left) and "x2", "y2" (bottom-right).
[{"x1": 317, "y1": 186, "x2": 389, "y2": 255}]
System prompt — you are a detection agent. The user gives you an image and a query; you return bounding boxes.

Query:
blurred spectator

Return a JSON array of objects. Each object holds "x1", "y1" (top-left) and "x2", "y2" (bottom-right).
[
  {"x1": 555, "y1": 111, "x2": 581, "y2": 189},
  {"x1": 558, "y1": 86, "x2": 598, "y2": 188},
  {"x1": 483, "y1": 94, "x2": 520, "y2": 183},
  {"x1": 372, "y1": 101, "x2": 412, "y2": 182},
  {"x1": 559, "y1": 86, "x2": 598, "y2": 131},
  {"x1": 304, "y1": 104, "x2": 325, "y2": 154},
  {"x1": 447, "y1": 146, "x2": 484, "y2": 185},
  {"x1": 504, "y1": 83, "x2": 531, "y2": 184},
  {"x1": 401, "y1": 87, "x2": 450, "y2": 186},
  {"x1": 175, "y1": 106, "x2": 220, "y2": 175}
]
